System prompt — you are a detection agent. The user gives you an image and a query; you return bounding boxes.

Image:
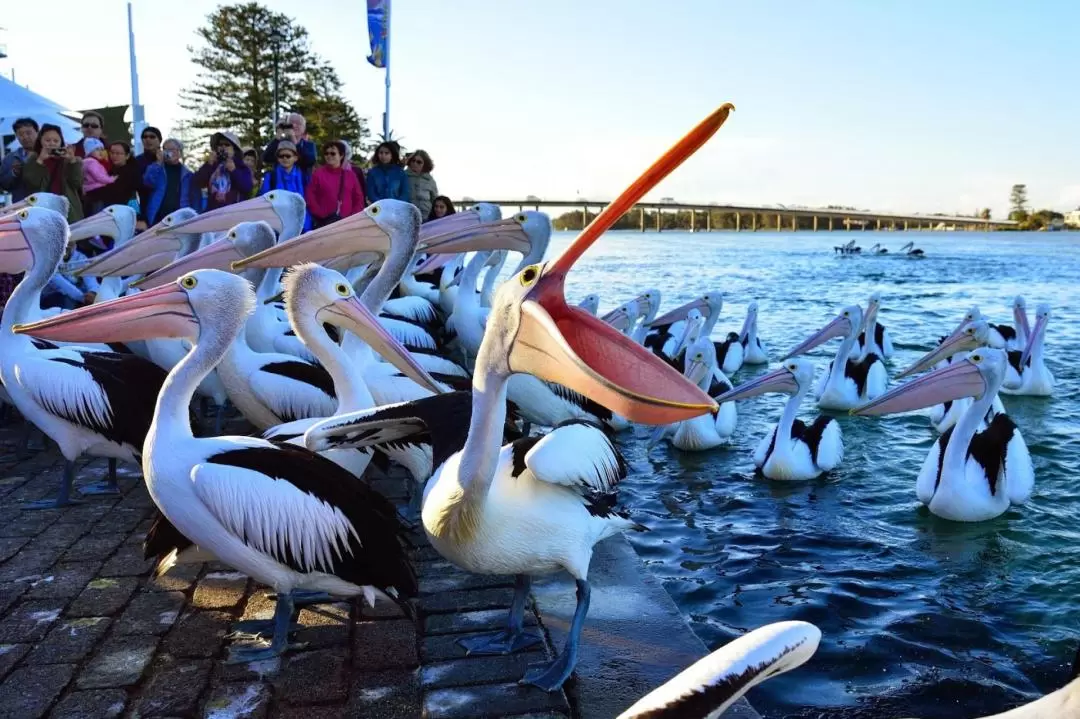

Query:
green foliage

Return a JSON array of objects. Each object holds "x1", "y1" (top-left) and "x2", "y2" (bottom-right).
[
  {"x1": 1017, "y1": 208, "x2": 1063, "y2": 231},
  {"x1": 978, "y1": 208, "x2": 992, "y2": 220},
  {"x1": 180, "y1": 2, "x2": 369, "y2": 152},
  {"x1": 1009, "y1": 184, "x2": 1028, "y2": 214}
]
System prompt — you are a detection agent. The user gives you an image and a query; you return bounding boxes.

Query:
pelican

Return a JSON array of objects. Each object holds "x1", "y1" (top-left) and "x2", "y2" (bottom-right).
[
  {"x1": 73, "y1": 208, "x2": 204, "y2": 280},
  {"x1": 738, "y1": 301, "x2": 768, "y2": 365},
  {"x1": 15, "y1": 269, "x2": 418, "y2": 662},
  {"x1": 784, "y1": 305, "x2": 887, "y2": 410},
  {"x1": 715, "y1": 358, "x2": 842, "y2": 480},
  {"x1": 619, "y1": 621, "x2": 821, "y2": 719},
  {"x1": 577, "y1": 294, "x2": 600, "y2": 315},
  {"x1": 897, "y1": 322, "x2": 1010, "y2": 433},
  {"x1": 648, "y1": 336, "x2": 737, "y2": 451},
  {"x1": 644, "y1": 293, "x2": 723, "y2": 362},
  {"x1": 1002, "y1": 303, "x2": 1054, "y2": 396},
  {"x1": 853, "y1": 347, "x2": 1033, "y2": 522},
  {"x1": 856, "y1": 291, "x2": 894, "y2": 359},
  {"x1": 949, "y1": 306, "x2": 1021, "y2": 351},
  {"x1": 0, "y1": 192, "x2": 70, "y2": 219},
  {"x1": 628, "y1": 289, "x2": 661, "y2": 344},
  {"x1": 898, "y1": 240, "x2": 924, "y2": 256},
  {"x1": 867, "y1": 242, "x2": 888, "y2": 254},
  {"x1": 302, "y1": 104, "x2": 731, "y2": 691},
  {"x1": 0, "y1": 208, "x2": 169, "y2": 507}
]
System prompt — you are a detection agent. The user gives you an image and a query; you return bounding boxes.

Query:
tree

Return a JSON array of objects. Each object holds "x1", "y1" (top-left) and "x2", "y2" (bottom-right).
[
  {"x1": 180, "y1": 2, "x2": 367, "y2": 151},
  {"x1": 1009, "y1": 184, "x2": 1028, "y2": 215},
  {"x1": 979, "y1": 208, "x2": 991, "y2": 220}
]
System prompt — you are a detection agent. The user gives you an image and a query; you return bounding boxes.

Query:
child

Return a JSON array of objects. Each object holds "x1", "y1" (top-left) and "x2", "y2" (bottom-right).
[{"x1": 81, "y1": 138, "x2": 116, "y2": 193}]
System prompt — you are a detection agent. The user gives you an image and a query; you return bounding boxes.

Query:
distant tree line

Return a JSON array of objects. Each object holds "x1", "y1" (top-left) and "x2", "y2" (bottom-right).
[
  {"x1": 1005, "y1": 184, "x2": 1063, "y2": 231},
  {"x1": 551, "y1": 209, "x2": 958, "y2": 232}
]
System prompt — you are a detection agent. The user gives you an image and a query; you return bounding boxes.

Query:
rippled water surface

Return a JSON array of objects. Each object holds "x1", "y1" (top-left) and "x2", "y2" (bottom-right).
[{"x1": 547, "y1": 230, "x2": 1080, "y2": 719}]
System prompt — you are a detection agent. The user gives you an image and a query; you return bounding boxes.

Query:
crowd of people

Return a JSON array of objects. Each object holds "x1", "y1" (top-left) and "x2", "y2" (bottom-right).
[{"x1": 0, "y1": 110, "x2": 459, "y2": 308}]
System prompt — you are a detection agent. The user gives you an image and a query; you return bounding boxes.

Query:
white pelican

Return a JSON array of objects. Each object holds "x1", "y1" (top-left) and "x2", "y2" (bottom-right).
[
  {"x1": 644, "y1": 293, "x2": 723, "y2": 362},
  {"x1": 1003, "y1": 303, "x2": 1054, "y2": 397},
  {"x1": 629, "y1": 289, "x2": 661, "y2": 344},
  {"x1": 302, "y1": 104, "x2": 731, "y2": 691},
  {"x1": 0, "y1": 208, "x2": 169, "y2": 507},
  {"x1": 738, "y1": 300, "x2": 768, "y2": 365},
  {"x1": 577, "y1": 294, "x2": 600, "y2": 315},
  {"x1": 648, "y1": 336, "x2": 737, "y2": 451},
  {"x1": 896, "y1": 322, "x2": 1010, "y2": 433},
  {"x1": 1008, "y1": 295, "x2": 1031, "y2": 349},
  {"x1": 898, "y1": 241, "x2": 925, "y2": 257},
  {"x1": 479, "y1": 249, "x2": 509, "y2": 308},
  {"x1": 867, "y1": 242, "x2": 888, "y2": 254},
  {"x1": 856, "y1": 291, "x2": 894, "y2": 359},
  {"x1": 715, "y1": 358, "x2": 843, "y2": 480},
  {"x1": 0, "y1": 192, "x2": 70, "y2": 219},
  {"x1": 784, "y1": 305, "x2": 887, "y2": 411},
  {"x1": 853, "y1": 347, "x2": 1033, "y2": 522},
  {"x1": 418, "y1": 210, "x2": 552, "y2": 277},
  {"x1": 16, "y1": 269, "x2": 418, "y2": 662},
  {"x1": 619, "y1": 621, "x2": 821, "y2": 719}
]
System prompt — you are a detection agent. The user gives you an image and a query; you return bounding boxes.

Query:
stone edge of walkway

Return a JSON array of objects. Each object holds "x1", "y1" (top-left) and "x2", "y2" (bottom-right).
[{"x1": 531, "y1": 534, "x2": 761, "y2": 719}]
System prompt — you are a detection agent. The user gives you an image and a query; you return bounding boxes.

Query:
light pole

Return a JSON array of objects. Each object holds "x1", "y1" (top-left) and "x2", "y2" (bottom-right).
[{"x1": 269, "y1": 28, "x2": 285, "y2": 126}]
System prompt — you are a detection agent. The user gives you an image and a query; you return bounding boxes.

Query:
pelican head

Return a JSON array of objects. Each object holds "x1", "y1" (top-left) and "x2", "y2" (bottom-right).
[
  {"x1": 73, "y1": 208, "x2": 203, "y2": 278},
  {"x1": 1, "y1": 192, "x2": 70, "y2": 219},
  {"x1": 896, "y1": 320, "x2": 989, "y2": 379},
  {"x1": 133, "y1": 221, "x2": 277, "y2": 289},
  {"x1": 1019, "y1": 303, "x2": 1050, "y2": 367},
  {"x1": 171, "y1": 191, "x2": 306, "y2": 239},
  {"x1": 415, "y1": 211, "x2": 549, "y2": 271},
  {"x1": 69, "y1": 205, "x2": 137, "y2": 245},
  {"x1": 602, "y1": 298, "x2": 641, "y2": 334},
  {"x1": 945, "y1": 305, "x2": 982, "y2": 342},
  {"x1": 232, "y1": 199, "x2": 421, "y2": 271},
  {"x1": 0, "y1": 207, "x2": 69, "y2": 276},
  {"x1": 714, "y1": 357, "x2": 814, "y2": 403},
  {"x1": 783, "y1": 305, "x2": 862, "y2": 359},
  {"x1": 863, "y1": 291, "x2": 882, "y2": 329},
  {"x1": 852, "y1": 347, "x2": 1007, "y2": 417},
  {"x1": 282, "y1": 263, "x2": 442, "y2": 393},
  {"x1": 648, "y1": 292, "x2": 723, "y2": 328},
  {"x1": 683, "y1": 337, "x2": 718, "y2": 388},
  {"x1": 577, "y1": 294, "x2": 600, "y2": 316}
]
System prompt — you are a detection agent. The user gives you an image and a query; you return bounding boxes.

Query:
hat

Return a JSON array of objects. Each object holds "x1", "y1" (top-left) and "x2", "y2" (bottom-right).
[
  {"x1": 210, "y1": 131, "x2": 242, "y2": 154},
  {"x1": 276, "y1": 140, "x2": 298, "y2": 155},
  {"x1": 141, "y1": 126, "x2": 162, "y2": 141},
  {"x1": 83, "y1": 138, "x2": 105, "y2": 154}
]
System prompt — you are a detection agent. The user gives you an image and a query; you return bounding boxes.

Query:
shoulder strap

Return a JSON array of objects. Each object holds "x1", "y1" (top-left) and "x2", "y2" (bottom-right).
[{"x1": 335, "y1": 168, "x2": 346, "y2": 213}]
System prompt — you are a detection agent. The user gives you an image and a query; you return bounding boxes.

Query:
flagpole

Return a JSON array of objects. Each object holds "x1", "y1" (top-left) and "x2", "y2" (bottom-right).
[
  {"x1": 383, "y1": 0, "x2": 391, "y2": 140},
  {"x1": 127, "y1": 2, "x2": 146, "y2": 154}
]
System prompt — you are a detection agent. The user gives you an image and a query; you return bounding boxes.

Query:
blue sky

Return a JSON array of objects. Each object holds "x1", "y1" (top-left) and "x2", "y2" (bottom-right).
[{"x1": 3, "y1": 1, "x2": 1078, "y2": 217}]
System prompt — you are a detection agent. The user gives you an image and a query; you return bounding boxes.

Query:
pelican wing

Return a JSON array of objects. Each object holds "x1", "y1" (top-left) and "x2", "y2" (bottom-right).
[
  {"x1": 379, "y1": 317, "x2": 437, "y2": 351},
  {"x1": 809, "y1": 417, "x2": 843, "y2": 471},
  {"x1": 194, "y1": 441, "x2": 416, "y2": 597},
  {"x1": 519, "y1": 420, "x2": 626, "y2": 496},
  {"x1": 12, "y1": 349, "x2": 165, "y2": 451},
  {"x1": 382, "y1": 296, "x2": 438, "y2": 324},
  {"x1": 252, "y1": 359, "x2": 338, "y2": 424},
  {"x1": 917, "y1": 430, "x2": 949, "y2": 505}
]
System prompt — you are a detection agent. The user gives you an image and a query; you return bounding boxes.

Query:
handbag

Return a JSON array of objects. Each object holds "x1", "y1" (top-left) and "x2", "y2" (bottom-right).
[{"x1": 313, "y1": 169, "x2": 346, "y2": 228}]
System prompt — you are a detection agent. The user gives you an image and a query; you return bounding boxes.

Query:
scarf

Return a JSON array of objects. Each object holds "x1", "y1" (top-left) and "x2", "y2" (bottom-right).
[{"x1": 43, "y1": 156, "x2": 65, "y2": 195}]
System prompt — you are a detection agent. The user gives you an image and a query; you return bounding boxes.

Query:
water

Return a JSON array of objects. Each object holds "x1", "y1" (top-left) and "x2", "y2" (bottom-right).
[{"x1": 548, "y1": 230, "x2": 1080, "y2": 719}]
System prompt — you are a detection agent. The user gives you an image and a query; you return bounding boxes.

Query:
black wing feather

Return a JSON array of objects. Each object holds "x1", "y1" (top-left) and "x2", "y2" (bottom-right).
[
  {"x1": 261, "y1": 360, "x2": 336, "y2": 400},
  {"x1": 845, "y1": 352, "x2": 880, "y2": 397}
]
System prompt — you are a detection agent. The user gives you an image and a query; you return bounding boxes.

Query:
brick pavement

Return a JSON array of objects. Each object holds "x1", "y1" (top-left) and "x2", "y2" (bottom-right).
[{"x1": 0, "y1": 423, "x2": 572, "y2": 719}]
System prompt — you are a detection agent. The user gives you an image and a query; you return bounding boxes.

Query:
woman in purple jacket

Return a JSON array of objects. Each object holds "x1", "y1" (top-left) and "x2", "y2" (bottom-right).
[{"x1": 191, "y1": 132, "x2": 253, "y2": 212}]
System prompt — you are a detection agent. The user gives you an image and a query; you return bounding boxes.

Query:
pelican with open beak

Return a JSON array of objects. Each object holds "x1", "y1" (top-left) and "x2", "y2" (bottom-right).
[
  {"x1": 73, "y1": 208, "x2": 202, "y2": 278},
  {"x1": 300, "y1": 103, "x2": 734, "y2": 692}
]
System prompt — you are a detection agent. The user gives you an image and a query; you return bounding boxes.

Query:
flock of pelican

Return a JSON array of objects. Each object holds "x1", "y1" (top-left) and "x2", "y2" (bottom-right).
[{"x1": 0, "y1": 105, "x2": 1074, "y2": 717}]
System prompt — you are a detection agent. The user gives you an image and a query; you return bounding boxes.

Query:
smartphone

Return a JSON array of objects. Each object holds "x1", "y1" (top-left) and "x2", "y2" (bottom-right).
[
  {"x1": 164, "y1": 150, "x2": 176, "y2": 161},
  {"x1": 51, "y1": 148, "x2": 67, "y2": 156}
]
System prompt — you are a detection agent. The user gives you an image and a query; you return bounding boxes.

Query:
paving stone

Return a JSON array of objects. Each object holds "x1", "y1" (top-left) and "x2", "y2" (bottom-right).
[
  {"x1": 422, "y1": 682, "x2": 570, "y2": 719},
  {"x1": 53, "y1": 500, "x2": 121, "y2": 527},
  {"x1": 425, "y1": 608, "x2": 536, "y2": 636},
  {"x1": 75, "y1": 635, "x2": 158, "y2": 689},
  {"x1": 294, "y1": 602, "x2": 351, "y2": 649},
  {"x1": 117, "y1": 489, "x2": 155, "y2": 510},
  {"x1": 412, "y1": 545, "x2": 442, "y2": 562},
  {"x1": 49, "y1": 688, "x2": 128, "y2": 718},
  {"x1": 161, "y1": 610, "x2": 230, "y2": 659},
  {"x1": 420, "y1": 650, "x2": 548, "y2": 690},
  {"x1": 0, "y1": 643, "x2": 30, "y2": 682},
  {"x1": 0, "y1": 514, "x2": 60, "y2": 540},
  {"x1": 92, "y1": 507, "x2": 149, "y2": 534},
  {"x1": 0, "y1": 536, "x2": 30, "y2": 563},
  {"x1": 66, "y1": 577, "x2": 139, "y2": 617},
  {"x1": 115, "y1": 591, "x2": 185, "y2": 636},
  {"x1": 133, "y1": 657, "x2": 212, "y2": 716},
  {"x1": 0, "y1": 663, "x2": 75, "y2": 719},
  {"x1": 25, "y1": 616, "x2": 111, "y2": 665},
  {"x1": 200, "y1": 682, "x2": 270, "y2": 719},
  {"x1": 273, "y1": 648, "x2": 349, "y2": 705},
  {"x1": 0, "y1": 599, "x2": 67, "y2": 642},
  {"x1": 0, "y1": 548, "x2": 64, "y2": 581},
  {"x1": 143, "y1": 562, "x2": 201, "y2": 593},
  {"x1": 268, "y1": 704, "x2": 347, "y2": 719},
  {"x1": 347, "y1": 668, "x2": 421, "y2": 719},
  {"x1": 59, "y1": 534, "x2": 126, "y2": 563},
  {"x1": 0, "y1": 583, "x2": 28, "y2": 616},
  {"x1": 419, "y1": 571, "x2": 514, "y2": 596},
  {"x1": 98, "y1": 543, "x2": 153, "y2": 577},
  {"x1": 25, "y1": 563, "x2": 102, "y2": 600},
  {"x1": 26, "y1": 521, "x2": 90, "y2": 550},
  {"x1": 358, "y1": 597, "x2": 410, "y2": 620},
  {"x1": 420, "y1": 587, "x2": 515, "y2": 615},
  {"x1": 353, "y1": 619, "x2": 418, "y2": 671},
  {"x1": 192, "y1": 572, "x2": 248, "y2": 610}
]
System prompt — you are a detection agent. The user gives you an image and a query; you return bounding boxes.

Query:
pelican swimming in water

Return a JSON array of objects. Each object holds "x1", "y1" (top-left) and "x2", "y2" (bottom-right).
[
  {"x1": 1002, "y1": 303, "x2": 1055, "y2": 397},
  {"x1": 867, "y1": 242, "x2": 888, "y2": 255},
  {"x1": 853, "y1": 347, "x2": 1033, "y2": 522},
  {"x1": 302, "y1": 104, "x2": 732, "y2": 691},
  {"x1": 898, "y1": 241, "x2": 924, "y2": 257},
  {"x1": 577, "y1": 294, "x2": 600, "y2": 315},
  {"x1": 738, "y1": 301, "x2": 768, "y2": 365},
  {"x1": 856, "y1": 291, "x2": 894, "y2": 359},
  {"x1": 784, "y1": 305, "x2": 887, "y2": 410},
  {"x1": 715, "y1": 358, "x2": 843, "y2": 480},
  {"x1": 648, "y1": 336, "x2": 737, "y2": 451}
]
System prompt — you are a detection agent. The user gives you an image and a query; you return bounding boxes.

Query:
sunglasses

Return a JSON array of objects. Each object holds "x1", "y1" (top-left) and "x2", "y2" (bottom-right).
[
  {"x1": 277, "y1": 154, "x2": 296, "y2": 160},
  {"x1": 82, "y1": 123, "x2": 100, "y2": 129},
  {"x1": 323, "y1": 150, "x2": 339, "y2": 156}
]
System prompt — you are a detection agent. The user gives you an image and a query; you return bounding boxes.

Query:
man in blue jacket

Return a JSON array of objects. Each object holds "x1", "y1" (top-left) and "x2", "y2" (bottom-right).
[{"x1": 144, "y1": 138, "x2": 195, "y2": 225}]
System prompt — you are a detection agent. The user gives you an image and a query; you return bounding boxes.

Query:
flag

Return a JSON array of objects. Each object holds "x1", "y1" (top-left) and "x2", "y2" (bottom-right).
[{"x1": 366, "y1": 0, "x2": 389, "y2": 69}]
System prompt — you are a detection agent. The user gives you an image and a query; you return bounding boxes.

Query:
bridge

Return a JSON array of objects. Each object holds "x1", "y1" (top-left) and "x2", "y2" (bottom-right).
[{"x1": 456, "y1": 199, "x2": 1017, "y2": 232}]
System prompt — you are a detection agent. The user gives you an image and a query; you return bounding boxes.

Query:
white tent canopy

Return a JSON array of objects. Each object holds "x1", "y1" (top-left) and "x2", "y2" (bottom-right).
[{"x1": 0, "y1": 75, "x2": 71, "y2": 117}]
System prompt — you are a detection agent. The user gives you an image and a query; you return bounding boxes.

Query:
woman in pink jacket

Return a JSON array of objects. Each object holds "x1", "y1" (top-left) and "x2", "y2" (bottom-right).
[{"x1": 306, "y1": 140, "x2": 365, "y2": 229}]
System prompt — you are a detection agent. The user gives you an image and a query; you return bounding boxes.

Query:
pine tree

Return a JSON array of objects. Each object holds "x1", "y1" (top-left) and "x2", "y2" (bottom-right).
[{"x1": 290, "y1": 61, "x2": 372, "y2": 155}]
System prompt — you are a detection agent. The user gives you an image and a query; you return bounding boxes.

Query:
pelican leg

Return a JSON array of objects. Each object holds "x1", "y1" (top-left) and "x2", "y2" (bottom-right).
[
  {"x1": 79, "y1": 459, "x2": 121, "y2": 496},
  {"x1": 23, "y1": 461, "x2": 83, "y2": 510},
  {"x1": 262, "y1": 589, "x2": 334, "y2": 607},
  {"x1": 212, "y1": 404, "x2": 226, "y2": 436},
  {"x1": 521, "y1": 578, "x2": 590, "y2": 692},
  {"x1": 458, "y1": 574, "x2": 542, "y2": 655},
  {"x1": 226, "y1": 592, "x2": 306, "y2": 663},
  {"x1": 227, "y1": 618, "x2": 303, "y2": 641}
]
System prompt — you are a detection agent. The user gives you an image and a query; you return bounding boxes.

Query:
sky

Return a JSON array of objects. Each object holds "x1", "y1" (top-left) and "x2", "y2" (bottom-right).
[{"x1": 3, "y1": 0, "x2": 1078, "y2": 218}]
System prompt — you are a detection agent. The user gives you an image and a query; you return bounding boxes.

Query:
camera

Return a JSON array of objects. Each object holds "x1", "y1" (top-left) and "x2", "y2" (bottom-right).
[
  {"x1": 163, "y1": 150, "x2": 176, "y2": 161},
  {"x1": 50, "y1": 148, "x2": 67, "y2": 157},
  {"x1": 216, "y1": 148, "x2": 229, "y2": 162}
]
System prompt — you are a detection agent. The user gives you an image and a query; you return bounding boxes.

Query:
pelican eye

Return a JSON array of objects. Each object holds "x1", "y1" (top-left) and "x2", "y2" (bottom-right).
[
  {"x1": 180, "y1": 276, "x2": 198, "y2": 290},
  {"x1": 229, "y1": 231, "x2": 237, "y2": 239},
  {"x1": 788, "y1": 363, "x2": 797, "y2": 371},
  {"x1": 27, "y1": 196, "x2": 37, "y2": 204},
  {"x1": 369, "y1": 205, "x2": 380, "y2": 216},
  {"x1": 334, "y1": 283, "x2": 350, "y2": 297},
  {"x1": 970, "y1": 353, "x2": 982, "y2": 363},
  {"x1": 267, "y1": 193, "x2": 276, "y2": 200},
  {"x1": 19, "y1": 211, "x2": 28, "y2": 219},
  {"x1": 519, "y1": 265, "x2": 540, "y2": 286},
  {"x1": 843, "y1": 311, "x2": 850, "y2": 317}
]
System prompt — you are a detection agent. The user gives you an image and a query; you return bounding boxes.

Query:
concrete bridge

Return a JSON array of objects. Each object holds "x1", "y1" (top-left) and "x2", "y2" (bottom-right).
[{"x1": 457, "y1": 199, "x2": 1017, "y2": 232}]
